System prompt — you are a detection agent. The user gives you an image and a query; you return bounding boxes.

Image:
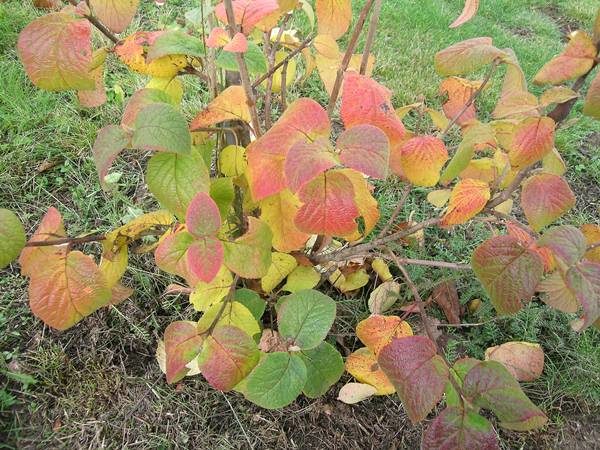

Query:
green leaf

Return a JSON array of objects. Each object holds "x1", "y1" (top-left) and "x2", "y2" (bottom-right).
[
  {"x1": 0, "y1": 209, "x2": 26, "y2": 269},
  {"x1": 300, "y1": 341, "x2": 344, "y2": 398},
  {"x1": 210, "y1": 177, "x2": 235, "y2": 221},
  {"x1": 445, "y1": 358, "x2": 480, "y2": 408},
  {"x1": 244, "y1": 352, "x2": 307, "y2": 408},
  {"x1": 92, "y1": 125, "x2": 132, "y2": 189},
  {"x1": 234, "y1": 288, "x2": 266, "y2": 321},
  {"x1": 121, "y1": 88, "x2": 172, "y2": 129},
  {"x1": 216, "y1": 41, "x2": 267, "y2": 75},
  {"x1": 223, "y1": 217, "x2": 272, "y2": 279},
  {"x1": 422, "y1": 406, "x2": 499, "y2": 450},
  {"x1": 462, "y1": 360, "x2": 547, "y2": 431},
  {"x1": 282, "y1": 265, "x2": 321, "y2": 293},
  {"x1": 132, "y1": 103, "x2": 191, "y2": 153},
  {"x1": 147, "y1": 30, "x2": 206, "y2": 62},
  {"x1": 277, "y1": 289, "x2": 336, "y2": 349},
  {"x1": 378, "y1": 336, "x2": 449, "y2": 423},
  {"x1": 146, "y1": 150, "x2": 210, "y2": 220},
  {"x1": 198, "y1": 325, "x2": 259, "y2": 391}
]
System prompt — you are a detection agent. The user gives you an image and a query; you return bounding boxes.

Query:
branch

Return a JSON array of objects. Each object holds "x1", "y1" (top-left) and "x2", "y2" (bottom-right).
[
  {"x1": 380, "y1": 254, "x2": 471, "y2": 270},
  {"x1": 25, "y1": 234, "x2": 106, "y2": 247},
  {"x1": 377, "y1": 183, "x2": 412, "y2": 238},
  {"x1": 359, "y1": 0, "x2": 382, "y2": 75},
  {"x1": 439, "y1": 59, "x2": 500, "y2": 137},
  {"x1": 252, "y1": 35, "x2": 314, "y2": 88},
  {"x1": 326, "y1": 0, "x2": 375, "y2": 116},
  {"x1": 68, "y1": 0, "x2": 119, "y2": 44},
  {"x1": 222, "y1": 0, "x2": 262, "y2": 137},
  {"x1": 201, "y1": 275, "x2": 240, "y2": 337},
  {"x1": 485, "y1": 166, "x2": 532, "y2": 209},
  {"x1": 587, "y1": 242, "x2": 600, "y2": 252}
]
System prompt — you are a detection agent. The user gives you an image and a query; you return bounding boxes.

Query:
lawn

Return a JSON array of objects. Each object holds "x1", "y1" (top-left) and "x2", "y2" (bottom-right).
[{"x1": 1, "y1": 0, "x2": 599, "y2": 448}]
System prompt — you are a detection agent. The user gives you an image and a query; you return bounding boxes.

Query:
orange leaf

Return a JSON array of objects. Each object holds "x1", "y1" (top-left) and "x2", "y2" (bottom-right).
[
  {"x1": 441, "y1": 179, "x2": 490, "y2": 227},
  {"x1": 440, "y1": 77, "x2": 481, "y2": 126},
  {"x1": 485, "y1": 341, "x2": 544, "y2": 382},
  {"x1": 581, "y1": 224, "x2": 600, "y2": 263},
  {"x1": 521, "y1": 173, "x2": 575, "y2": 232},
  {"x1": 19, "y1": 207, "x2": 66, "y2": 277},
  {"x1": 449, "y1": 0, "x2": 480, "y2": 28},
  {"x1": 508, "y1": 117, "x2": 555, "y2": 168},
  {"x1": 316, "y1": 0, "x2": 351, "y2": 40},
  {"x1": 356, "y1": 315, "x2": 413, "y2": 356},
  {"x1": 223, "y1": 32, "x2": 248, "y2": 53},
  {"x1": 259, "y1": 189, "x2": 310, "y2": 253},
  {"x1": 190, "y1": 86, "x2": 251, "y2": 129},
  {"x1": 88, "y1": 0, "x2": 140, "y2": 34},
  {"x1": 345, "y1": 348, "x2": 395, "y2": 395},
  {"x1": 398, "y1": 136, "x2": 449, "y2": 187},
  {"x1": 534, "y1": 31, "x2": 597, "y2": 85},
  {"x1": 206, "y1": 27, "x2": 229, "y2": 48}
]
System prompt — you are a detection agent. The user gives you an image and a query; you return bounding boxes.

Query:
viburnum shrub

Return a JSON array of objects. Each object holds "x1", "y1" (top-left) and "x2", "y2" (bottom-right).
[{"x1": 3, "y1": 0, "x2": 600, "y2": 447}]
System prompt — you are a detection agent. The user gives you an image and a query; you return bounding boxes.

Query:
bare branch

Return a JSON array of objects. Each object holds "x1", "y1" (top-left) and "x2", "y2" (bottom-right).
[
  {"x1": 252, "y1": 35, "x2": 314, "y2": 88},
  {"x1": 377, "y1": 183, "x2": 412, "y2": 238},
  {"x1": 67, "y1": 0, "x2": 119, "y2": 44},
  {"x1": 359, "y1": 0, "x2": 382, "y2": 75}
]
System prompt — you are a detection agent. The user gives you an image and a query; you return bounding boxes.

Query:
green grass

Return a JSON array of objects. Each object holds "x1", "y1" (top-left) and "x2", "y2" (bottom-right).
[{"x1": 1, "y1": 0, "x2": 599, "y2": 448}]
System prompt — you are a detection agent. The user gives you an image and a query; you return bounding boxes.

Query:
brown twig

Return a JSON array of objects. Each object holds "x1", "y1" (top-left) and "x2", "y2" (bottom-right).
[
  {"x1": 487, "y1": 210, "x2": 539, "y2": 239},
  {"x1": 25, "y1": 234, "x2": 106, "y2": 247},
  {"x1": 280, "y1": 60, "x2": 288, "y2": 110},
  {"x1": 587, "y1": 242, "x2": 600, "y2": 252},
  {"x1": 485, "y1": 166, "x2": 532, "y2": 209},
  {"x1": 67, "y1": 0, "x2": 120, "y2": 44},
  {"x1": 359, "y1": 0, "x2": 382, "y2": 75},
  {"x1": 222, "y1": 0, "x2": 262, "y2": 137},
  {"x1": 326, "y1": 0, "x2": 375, "y2": 116},
  {"x1": 380, "y1": 253, "x2": 471, "y2": 270},
  {"x1": 252, "y1": 35, "x2": 314, "y2": 88},
  {"x1": 201, "y1": 275, "x2": 240, "y2": 337},
  {"x1": 439, "y1": 59, "x2": 501, "y2": 137},
  {"x1": 377, "y1": 183, "x2": 412, "y2": 238}
]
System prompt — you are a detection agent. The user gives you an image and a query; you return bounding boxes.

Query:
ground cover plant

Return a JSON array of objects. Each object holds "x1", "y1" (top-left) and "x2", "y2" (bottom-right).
[{"x1": 1, "y1": 0, "x2": 599, "y2": 448}]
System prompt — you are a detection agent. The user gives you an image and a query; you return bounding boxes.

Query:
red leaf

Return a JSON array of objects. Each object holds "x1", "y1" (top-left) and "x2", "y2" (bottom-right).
[
  {"x1": 508, "y1": 117, "x2": 555, "y2": 168},
  {"x1": 378, "y1": 336, "x2": 449, "y2": 423},
  {"x1": 224, "y1": 32, "x2": 248, "y2": 53},
  {"x1": 422, "y1": 407, "x2": 499, "y2": 450},
  {"x1": 164, "y1": 321, "x2": 204, "y2": 384},
  {"x1": 186, "y1": 192, "x2": 221, "y2": 238},
  {"x1": 449, "y1": 0, "x2": 480, "y2": 28},
  {"x1": 186, "y1": 237, "x2": 224, "y2": 283},
  {"x1": 521, "y1": 173, "x2": 575, "y2": 231},
  {"x1": 206, "y1": 27, "x2": 229, "y2": 48},
  {"x1": 294, "y1": 170, "x2": 359, "y2": 236},
  {"x1": 337, "y1": 125, "x2": 390, "y2": 179},
  {"x1": 284, "y1": 138, "x2": 338, "y2": 192},
  {"x1": 431, "y1": 281, "x2": 461, "y2": 325},
  {"x1": 214, "y1": 0, "x2": 280, "y2": 34}
]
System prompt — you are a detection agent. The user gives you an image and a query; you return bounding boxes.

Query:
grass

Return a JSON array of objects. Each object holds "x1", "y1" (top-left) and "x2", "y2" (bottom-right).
[{"x1": 1, "y1": 0, "x2": 599, "y2": 448}]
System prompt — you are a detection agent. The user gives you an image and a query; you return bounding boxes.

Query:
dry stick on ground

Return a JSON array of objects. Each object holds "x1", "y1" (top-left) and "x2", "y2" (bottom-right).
[
  {"x1": 439, "y1": 59, "x2": 501, "y2": 137},
  {"x1": 377, "y1": 183, "x2": 412, "y2": 238},
  {"x1": 326, "y1": 0, "x2": 376, "y2": 116},
  {"x1": 67, "y1": 0, "x2": 120, "y2": 44},
  {"x1": 252, "y1": 35, "x2": 314, "y2": 87},
  {"x1": 222, "y1": 0, "x2": 262, "y2": 137},
  {"x1": 359, "y1": 0, "x2": 383, "y2": 75}
]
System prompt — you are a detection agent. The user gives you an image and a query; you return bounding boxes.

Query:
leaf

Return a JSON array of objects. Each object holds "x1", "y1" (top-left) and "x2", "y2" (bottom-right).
[
  {"x1": 539, "y1": 86, "x2": 578, "y2": 107},
  {"x1": 28, "y1": 251, "x2": 112, "y2": 330},
  {"x1": 0, "y1": 209, "x2": 26, "y2": 269},
  {"x1": 187, "y1": 266, "x2": 233, "y2": 312},
  {"x1": 277, "y1": 289, "x2": 336, "y2": 349},
  {"x1": 434, "y1": 37, "x2": 505, "y2": 77},
  {"x1": 533, "y1": 31, "x2": 597, "y2": 85},
  {"x1": 17, "y1": 12, "x2": 94, "y2": 91},
  {"x1": 337, "y1": 383, "x2": 377, "y2": 404},
  {"x1": 219, "y1": 145, "x2": 247, "y2": 177},
  {"x1": 427, "y1": 190, "x2": 451, "y2": 208},
  {"x1": 121, "y1": 89, "x2": 172, "y2": 129},
  {"x1": 132, "y1": 103, "x2": 191, "y2": 153},
  {"x1": 378, "y1": 336, "x2": 449, "y2": 423},
  {"x1": 485, "y1": 342, "x2": 544, "y2": 382},
  {"x1": 346, "y1": 347, "x2": 395, "y2": 395},
  {"x1": 439, "y1": 77, "x2": 481, "y2": 126},
  {"x1": 372, "y1": 258, "x2": 393, "y2": 282},
  {"x1": 78, "y1": 61, "x2": 107, "y2": 108},
  {"x1": 581, "y1": 224, "x2": 600, "y2": 263},
  {"x1": 156, "y1": 339, "x2": 201, "y2": 378},
  {"x1": 472, "y1": 235, "x2": 544, "y2": 314},
  {"x1": 537, "y1": 270, "x2": 580, "y2": 314},
  {"x1": 186, "y1": 193, "x2": 221, "y2": 238},
  {"x1": 329, "y1": 268, "x2": 370, "y2": 293},
  {"x1": 224, "y1": 32, "x2": 248, "y2": 53},
  {"x1": 233, "y1": 288, "x2": 266, "y2": 321},
  {"x1": 197, "y1": 301, "x2": 261, "y2": 338},
  {"x1": 260, "y1": 252, "x2": 298, "y2": 293},
  {"x1": 190, "y1": 86, "x2": 251, "y2": 129},
  {"x1": 284, "y1": 138, "x2": 338, "y2": 192},
  {"x1": 247, "y1": 98, "x2": 330, "y2": 200},
  {"x1": 155, "y1": 230, "x2": 196, "y2": 282},
  {"x1": 223, "y1": 217, "x2": 272, "y2": 279},
  {"x1": 88, "y1": 0, "x2": 140, "y2": 33},
  {"x1": 337, "y1": 125, "x2": 390, "y2": 179},
  {"x1": 462, "y1": 361, "x2": 547, "y2": 431},
  {"x1": 449, "y1": 0, "x2": 480, "y2": 28},
  {"x1": 146, "y1": 150, "x2": 210, "y2": 220},
  {"x1": 19, "y1": 207, "x2": 66, "y2": 277},
  {"x1": 341, "y1": 72, "x2": 407, "y2": 175},
  {"x1": 431, "y1": 281, "x2": 461, "y2": 325},
  {"x1": 542, "y1": 148, "x2": 567, "y2": 176},
  {"x1": 282, "y1": 266, "x2": 321, "y2": 293},
  {"x1": 339, "y1": 168, "x2": 380, "y2": 241},
  {"x1": 422, "y1": 407, "x2": 499, "y2": 450},
  {"x1": 164, "y1": 320, "x2": 204, "y2": 384},
  {"x1": 198, "y1": 325, "x2": 259, "y2": 391},
  {"x1": 186, "y1": 237, "x2": 224, "y2": 284},
  {"x1": 521, "y1": 173, "x2": 575, "y2": 232},
  {"x1": 92, "y1": 125, "x2": 131, "y2": 189},
  {"x1": 215, "y1": 41, "x2": 268, "y2": 75},
  {"x1": 398, "y1": 136, "x2": 449, "y2": 187},
  {"x1": 294, "y1": 170, "x2": 359, "y2": 236},
  {"x1": 315, "y1": 0, "x2": 351, "y2": 39},
  {"x1": 583, "y1": 72, "x2": 600, "y2": 119},
  {"x1": 537, "y1": 225, "x2": 587, "y2": 267},
  {"x1": 259, "y1": 189, "x2": 310, "y2": 253},
  {"x1": 356, "y1": 315, "x2": 413, "y2": 356},
  {"x1": 210, "y1": 177, "x2": 235, "y2": 221},
  {"x1": 244, "y1": 352, "x2": 307, "y2": 409},
  {"x1": 508, "y1": 117, "x2": 555, "y2": 168},
  {"x1": 147, "y1": 30, "x2": 205, "y2": 61},
  {"x1": 214, "y1": 0, "x2": 280, "y2": 34},
  {"x1": 441, "y1": 179, "x2": 490, "y2": 227},
  {"x1": 300, "y1": 341, "x2": 344, "y2": 398},
  {"x1": 368, "y1": 281, "x2": 401, "y2": 314},
  {"x1": 146, "y1": 76, "x2": 183, "y2": 105}
]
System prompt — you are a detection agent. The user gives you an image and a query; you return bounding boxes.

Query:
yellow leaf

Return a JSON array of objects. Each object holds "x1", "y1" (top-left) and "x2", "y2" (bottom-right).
[
  {"x1": 259, "y1": 189, "x2": 310, "y2": 253},
  {"x1": 197, "y1": 301, "x2": 260, "y2": 338},
  {"x1": 189, "y1": 265, "x2": 233, "y2": 311},
  {"x1": 427, "y1": 189, "x2": 451, "y2": 208},
  {"x1": 146, "y1": 77, "x2": 183, "y2": 106},
  {"x1": 542, "y1": 148, "x2": 567, "y2": 176},
  {"x1": 260, "y1": 252, "x2": 298, "y2": 293},
  {"x1": 270, "y1": 50, "x2": 297, "y2": 94},
  {"x1": 346, "y1": 348, "x2": 395, "y2": 395},
  {"x1": 494, "y1": 198, "x2": 513, "y2": 216},
  {"x1": 329, "y1": 268, "x2": 369, "y2": 293},
  {"x1": 282, "y1": 265, "x2": 321, "y2": 293},
  {"x1": 426, "y1": 108, "x2": 450, "y2": 131},
  {"x1": 190, "y1": 86, "x2": 251, "y2": 130},
  {"x1": 99, "y1": 245, "x2": 128, "y2": 288},
  {"x1": 371, "y1": 258, "x2": 393, "y2": 282},
  {"x1": 219, "y1": 145, "x2": 247, "y2": 177}
]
